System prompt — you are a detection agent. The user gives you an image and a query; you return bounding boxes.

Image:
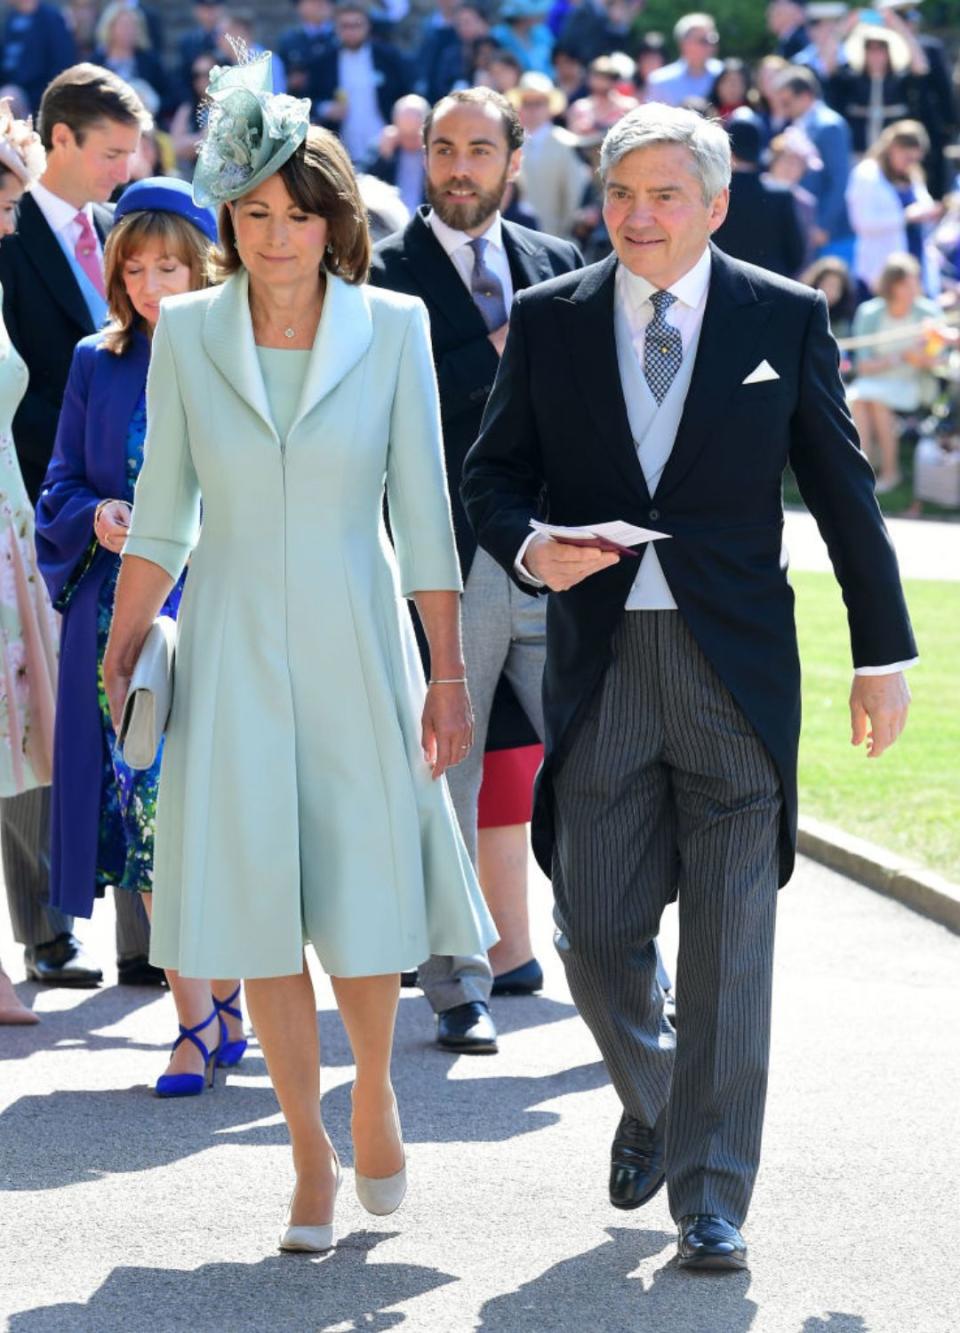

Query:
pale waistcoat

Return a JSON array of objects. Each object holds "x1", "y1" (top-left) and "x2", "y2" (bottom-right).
[{"x1": 613, "y1": 297, "x2": 703, "y2": 611}]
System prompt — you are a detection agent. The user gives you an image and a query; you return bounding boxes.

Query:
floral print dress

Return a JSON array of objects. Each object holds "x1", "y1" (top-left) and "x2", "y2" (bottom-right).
[
  {"x1": 0, "y1": 302, "x2": 57, "y2": 798},
  {"x1": 94, "y1": 389, "x2": 184, "y2": 894}
]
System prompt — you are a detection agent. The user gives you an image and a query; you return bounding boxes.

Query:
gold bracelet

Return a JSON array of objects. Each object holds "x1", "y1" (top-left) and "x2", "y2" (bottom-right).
[{"x1": 429, "y1": 677, "x2": 467, "y2": 685}]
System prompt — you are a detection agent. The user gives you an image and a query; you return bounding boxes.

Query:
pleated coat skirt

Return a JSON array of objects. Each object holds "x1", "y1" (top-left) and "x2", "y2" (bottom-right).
[{"x1": 123, "y1": 271, "x2": 496, "y2": 979}]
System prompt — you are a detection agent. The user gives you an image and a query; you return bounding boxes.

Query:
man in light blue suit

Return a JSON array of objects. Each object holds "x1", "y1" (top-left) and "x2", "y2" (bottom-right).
[{"x1": 775, "y1": 65, "x2": 853, "y2": 262}]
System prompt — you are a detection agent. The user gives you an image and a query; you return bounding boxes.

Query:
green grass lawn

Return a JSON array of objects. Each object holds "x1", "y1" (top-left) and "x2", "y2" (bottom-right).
[{"x1": 794, "y1": 571, "x2": 959, "y2": 881}]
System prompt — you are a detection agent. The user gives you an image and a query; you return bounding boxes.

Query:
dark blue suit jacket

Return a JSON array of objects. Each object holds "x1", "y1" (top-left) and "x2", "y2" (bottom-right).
[{"x1": 0, "y1": 1, "x2": 76, "y2": 111}]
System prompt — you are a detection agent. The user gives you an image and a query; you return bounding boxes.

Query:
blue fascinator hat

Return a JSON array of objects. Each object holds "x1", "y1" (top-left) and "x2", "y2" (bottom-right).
[
  {"x1": 192, "y1": 46, "x2": 312, "y2": 207},
  {"x1": 114, "y1": 176, "x2": 219, "y2": 242}
]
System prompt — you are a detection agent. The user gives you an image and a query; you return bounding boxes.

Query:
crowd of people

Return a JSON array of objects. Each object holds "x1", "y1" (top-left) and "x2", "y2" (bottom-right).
[
  {"x1": 0, "y1": 0, "x2": 927, "y2": 1276},
  {"x1": 2, "y1": 1, "x2": 958, "y2": 492}
]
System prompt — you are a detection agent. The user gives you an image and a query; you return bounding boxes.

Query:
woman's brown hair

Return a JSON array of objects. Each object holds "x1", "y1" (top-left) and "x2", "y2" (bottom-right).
[
  {"x1": 876, "y1": 251, "x2": 921, "y2": 302},
  {"x1": 102, "y1": 210, "x2": 212, "y2": 355},
  {"x1": 870, "y1": 119, "x2": 929, "y2": 184},
  {"x1": 211, "y1": 125, "x2": 371, "y2": 285}
]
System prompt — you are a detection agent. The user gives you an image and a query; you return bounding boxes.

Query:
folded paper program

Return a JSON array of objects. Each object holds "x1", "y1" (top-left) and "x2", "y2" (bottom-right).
[{"x1": 530, "y1": 519, "x2": 670, "y2": 556}]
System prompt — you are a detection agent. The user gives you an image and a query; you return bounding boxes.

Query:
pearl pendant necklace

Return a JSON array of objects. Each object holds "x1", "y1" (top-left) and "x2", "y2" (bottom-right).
[{"x1": 283, "y1": 327, "x2": 295, "y2": 339}]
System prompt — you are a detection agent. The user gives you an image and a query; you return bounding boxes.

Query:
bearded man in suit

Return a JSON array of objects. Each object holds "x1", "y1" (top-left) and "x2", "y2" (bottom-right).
[
  {"x1": 369, "y1": 87, "x2": 583, "y2": 1053},
  {"x1": 462, "y1": 103, "x2": 915, "y2": 1270}
]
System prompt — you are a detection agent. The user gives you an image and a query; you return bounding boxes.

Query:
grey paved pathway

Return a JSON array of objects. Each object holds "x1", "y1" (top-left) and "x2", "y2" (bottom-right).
[
  {"x1": 783, "y1": 508, "x2": 958, "y2": 581},
  {"x1": 1, "y1": 856, "x2": 957, "y2": 1333}
]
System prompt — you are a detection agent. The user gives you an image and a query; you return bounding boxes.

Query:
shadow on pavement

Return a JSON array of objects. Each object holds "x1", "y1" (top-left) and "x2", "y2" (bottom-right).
[
  {"x1": 477, "y1": 1226, "x2": 758, "y2": 1332},
  {"x1": 0, "y1": 983, "x2": 165, "y2": 1063},
  {"x1": 8, "y1": 1231, "x2": 454, "y2": 1333},
  {"x1": 802, "y1": 1317, "x2": 870, "y2": 1333},
  {"x1": 0, "y1": 989, "x2": 607, "y2": 1191}
]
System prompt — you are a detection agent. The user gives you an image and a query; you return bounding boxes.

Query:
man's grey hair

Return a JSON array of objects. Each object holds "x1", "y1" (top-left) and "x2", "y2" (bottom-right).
[{"x1": 599, "y1": 103, "x2": 732, "y2": 205}]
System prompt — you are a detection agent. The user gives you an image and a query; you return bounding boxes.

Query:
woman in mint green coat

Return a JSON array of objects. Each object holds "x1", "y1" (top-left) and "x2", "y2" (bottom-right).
[{"x1": 104, "y1": 54, "x2": 495, "y2": 1253}]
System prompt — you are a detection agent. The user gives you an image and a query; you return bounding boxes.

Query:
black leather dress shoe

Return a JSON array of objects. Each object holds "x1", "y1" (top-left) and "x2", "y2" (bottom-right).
[
  {"x1": 436, "y1": 1001, "x2": 498, "y2": 1054},
  {"x1": 609, "y1": 1111, "x2": 665, "y2": 1209},
  {"x1": 677, "y1": 1215, "x2": 748, "y2": 1271},
  {"x1": 116, "y1": 955, "x2": 167, "y2": 987},
  {"x1": 24, "y1": 934, "x2": 102, "y2": 988}
]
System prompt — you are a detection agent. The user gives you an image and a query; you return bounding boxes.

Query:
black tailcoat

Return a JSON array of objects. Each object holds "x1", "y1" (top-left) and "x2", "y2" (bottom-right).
[
  {"x1": 0, "y1": 192, "x2": 113, "y2": 502},
  {"x1": 461, "y1": 246, "x2": 917, "y2": 885}
]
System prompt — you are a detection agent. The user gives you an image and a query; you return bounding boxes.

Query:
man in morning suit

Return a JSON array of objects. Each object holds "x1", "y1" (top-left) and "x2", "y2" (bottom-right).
[
  {"x1": 462, "y1": 103, "x2": 916, "y2": 1270},
  {"x1": 369, "y1": 87, "x2": 582, "y2": 1053},
  {"x1": 0, "y1": 63, "x2": 155, "y2": 989}
]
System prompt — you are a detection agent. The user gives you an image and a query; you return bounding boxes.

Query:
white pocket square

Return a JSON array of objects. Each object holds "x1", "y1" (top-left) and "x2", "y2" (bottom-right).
[{"x1": 742, "y1": 360, "x2": 780, "y2": 385}]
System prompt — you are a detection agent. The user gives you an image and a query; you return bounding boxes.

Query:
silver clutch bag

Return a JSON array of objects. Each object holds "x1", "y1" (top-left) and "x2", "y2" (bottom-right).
[{"x1": 118, "y1": 616, "x2": 176, "y2": 770}]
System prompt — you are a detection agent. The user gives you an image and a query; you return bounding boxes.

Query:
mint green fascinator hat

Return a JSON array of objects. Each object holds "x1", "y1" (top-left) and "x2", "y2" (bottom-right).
[{"x1": 192, "y1": 45, "x2": 312, "y2": 207}]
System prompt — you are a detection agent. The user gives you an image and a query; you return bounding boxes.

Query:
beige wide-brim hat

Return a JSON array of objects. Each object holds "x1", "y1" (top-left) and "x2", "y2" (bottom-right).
[
  {"x1": 508, "y1": 73, "x2": 567, "y2": 118},
  {"x1": 844, "y1": 21, "x2": 912, "y2": 75}
]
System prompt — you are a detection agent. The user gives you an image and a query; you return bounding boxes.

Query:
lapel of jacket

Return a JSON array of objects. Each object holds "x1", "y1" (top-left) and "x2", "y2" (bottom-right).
[
  {"x1": 200, "y1": 270, "x2": 374, "y2": 442},
  {"x1": 287, "y1": 272, "x2": 372, "y2": 438},
  {"x1": 503, "y1": 219, "x2": 558, "y2": 292},
  {"x1": 558, "y1": 253, "x2": 650, "y2": 502},
  {"x1": 655, "y1": 244, "x2": 775, "y2": 500},
  {"x1": 17, "y1": 193, "x2": 96, "y2": 335},
  {"x1": 399, "y1": 208, "x2": 488, "y2": 339},
  {"x1": 202, "y1": 271, "x2": 276, "y2": 439}
]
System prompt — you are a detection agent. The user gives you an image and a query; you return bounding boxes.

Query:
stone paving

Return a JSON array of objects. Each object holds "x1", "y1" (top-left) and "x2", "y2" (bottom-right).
[{"x1": 2, "y1": 856, "x2": 957, "y2": 1333}]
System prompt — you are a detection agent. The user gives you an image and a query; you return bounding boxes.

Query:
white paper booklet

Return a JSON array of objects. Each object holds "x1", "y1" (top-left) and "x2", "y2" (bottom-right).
[{"x1": 530, "y1": 519, "x2": 670, "y2": 555}]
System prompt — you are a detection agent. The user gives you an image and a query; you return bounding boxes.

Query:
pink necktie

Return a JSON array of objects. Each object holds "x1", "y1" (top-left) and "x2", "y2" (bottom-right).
[{"x1": 73, "y1": 212, "x2": 105, "y2": 298}]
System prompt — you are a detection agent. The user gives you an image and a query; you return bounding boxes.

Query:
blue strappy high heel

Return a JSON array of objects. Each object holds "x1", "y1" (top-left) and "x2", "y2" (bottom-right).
[
  {"x1": 213, "y1": 984, "x2": 248, "y2": 1068},
  {"x1": 155, "y1": 1009, "x2": 220, "y2": 1098}
]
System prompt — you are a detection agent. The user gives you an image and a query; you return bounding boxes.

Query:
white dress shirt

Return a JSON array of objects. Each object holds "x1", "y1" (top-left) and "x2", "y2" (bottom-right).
[
  {"x1": 28, "y1": 179, "x2": 102, "y2": 265},
  {"x1": 517, "y1": 247, "x2": 913, "y2": 674},
  {"x1": 338, "y1": 45, "x2": 385, "y2": 164},
  {"x1": 426, "y1": 208, "x2": 514, "y2": 310}
]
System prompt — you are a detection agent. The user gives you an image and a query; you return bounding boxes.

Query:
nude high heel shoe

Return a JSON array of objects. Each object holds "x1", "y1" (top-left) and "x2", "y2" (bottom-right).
[
  {"x1": 354, "y1": 1101, "x2": 407, "y2": 1216},
  {"x1": 278, "y1": 1157, "x2": 342, "y2": 1254}
]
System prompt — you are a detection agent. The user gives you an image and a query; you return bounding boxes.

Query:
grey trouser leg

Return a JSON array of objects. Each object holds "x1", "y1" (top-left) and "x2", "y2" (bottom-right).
[
  {"x1": 552, "y1": 613, "x2": 781, "y2": 1226},
  {"x1": 0, "y1": 787, "x2": 72, "y2": 946},
  {"x1": 114, "y1": 888, "x2": 151, "y2": 961},
  {"x1": 417, "y1": 548, "x2": 547, "y2": 1015}
]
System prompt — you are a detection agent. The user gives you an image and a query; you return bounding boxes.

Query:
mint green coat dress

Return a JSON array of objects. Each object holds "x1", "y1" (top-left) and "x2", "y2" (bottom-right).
[{"x1": 123, "y1": 271, "x2": 497, "y2": 980}]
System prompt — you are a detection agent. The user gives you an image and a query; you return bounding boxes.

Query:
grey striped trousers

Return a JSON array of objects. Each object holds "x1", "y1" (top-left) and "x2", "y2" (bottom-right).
[
  {"x1": 552, "y1": 612, "x2": 781, "y2": 1226},
  {"x1": 1, "y1": 785, "x2": 150, "y2": 958}
]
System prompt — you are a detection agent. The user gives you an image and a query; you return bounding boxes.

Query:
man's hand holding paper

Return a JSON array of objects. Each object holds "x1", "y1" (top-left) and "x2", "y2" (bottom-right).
[{"x1": 522, "y1": 520, "x2": 670, "y2": 591}]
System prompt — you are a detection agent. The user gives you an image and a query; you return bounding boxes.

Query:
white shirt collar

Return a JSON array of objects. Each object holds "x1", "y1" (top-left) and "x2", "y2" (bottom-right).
[
  {"x1": 29, "y1": 179, "x2": 95, "y2": 236},
  {"x1": 426, "y1": 208, "x2": 504, "y2": 258},
  {"x1": 617, "y1": 245, "x2": 712, "y2": 318}
]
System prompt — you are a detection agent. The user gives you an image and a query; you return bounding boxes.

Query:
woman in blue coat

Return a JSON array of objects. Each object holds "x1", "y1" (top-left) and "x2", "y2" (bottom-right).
[{"x1": 36, "y1": 179, "x2": 245, "y2": 1095}]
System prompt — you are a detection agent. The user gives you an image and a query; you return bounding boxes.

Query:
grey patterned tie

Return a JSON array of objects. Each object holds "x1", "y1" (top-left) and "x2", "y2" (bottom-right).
[
  {"x1": 644, "y1": 290, "x2": 683, "y2": 404},
  {"x1": 469, "y1": 236, "x2": 508, "y2": 332}
]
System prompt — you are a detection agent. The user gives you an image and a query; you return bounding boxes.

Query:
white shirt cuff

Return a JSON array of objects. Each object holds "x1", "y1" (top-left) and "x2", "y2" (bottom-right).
[
  {"x1": 513, "y1": 531, "x2": 546, "y2": 587},
  {"x1": 853, "y1": 658, "x2": 918, "y2": 676}
]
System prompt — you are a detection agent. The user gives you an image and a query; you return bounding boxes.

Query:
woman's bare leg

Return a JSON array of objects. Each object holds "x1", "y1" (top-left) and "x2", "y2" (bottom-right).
[
  {"x1": 245, "y1": 964, "x2": 338, "y2": 1226},
  {"x1": 478, "y1": 823, "x2": 535, "y2": 975},
  {"x1": 330, "y1": 973, "x2": 404, "y2": 1180},
  {"x1": 851, "y1": 399, "x2": 876, "y2": 467},
  {"x1": 141, "y1": 893, "x2": 217, "y2": 1078},
  {"x1": 872, "y1": 402, "x2": 901, "y2": 486}
]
